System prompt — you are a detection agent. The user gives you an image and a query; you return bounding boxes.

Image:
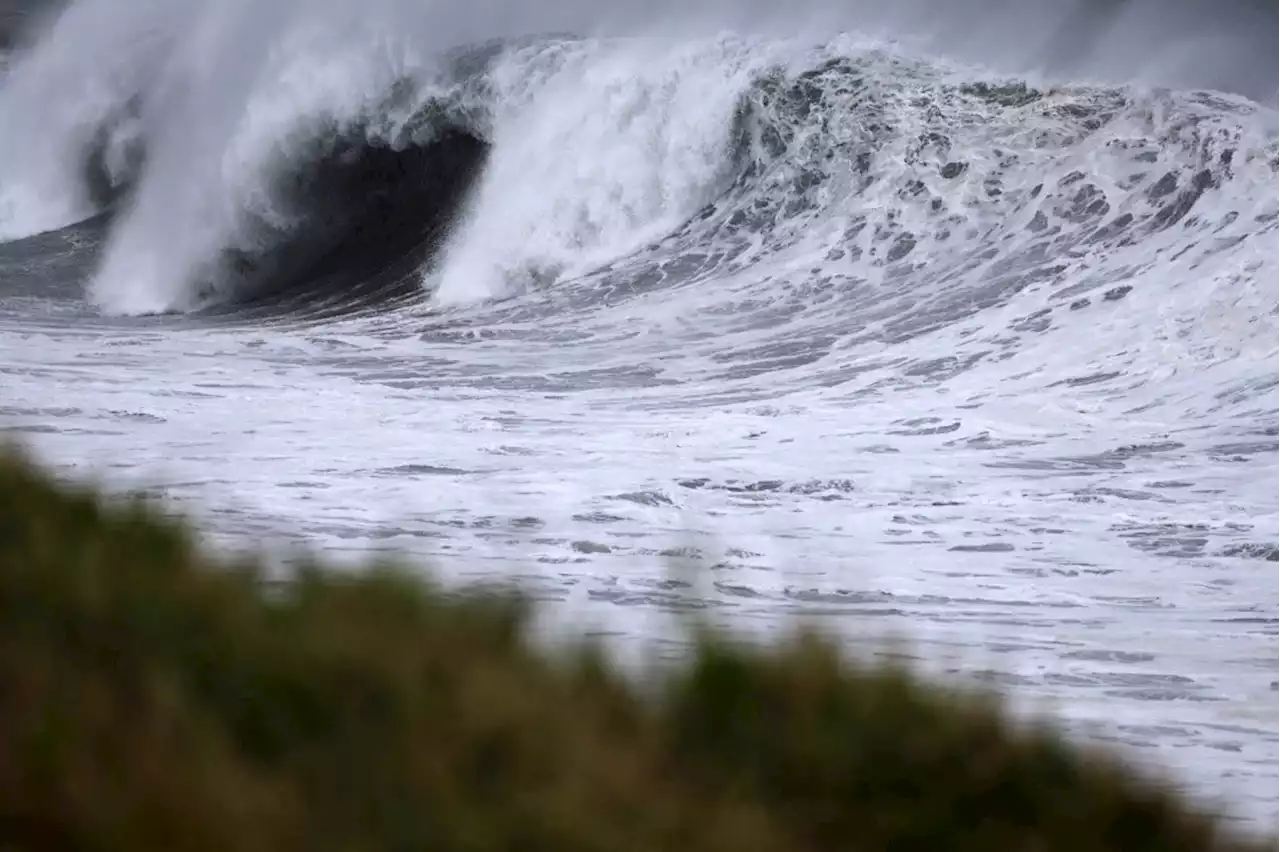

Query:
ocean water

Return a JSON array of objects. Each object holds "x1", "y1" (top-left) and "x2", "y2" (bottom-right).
[{"x1": 1, "y1": 0, "x2": 1277, "y2": 832}]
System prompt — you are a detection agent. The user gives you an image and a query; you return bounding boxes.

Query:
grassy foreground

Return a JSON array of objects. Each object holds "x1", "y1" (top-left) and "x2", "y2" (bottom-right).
[{"x1": 0, "y1": 445, "x2": 1269, "y2": 852}]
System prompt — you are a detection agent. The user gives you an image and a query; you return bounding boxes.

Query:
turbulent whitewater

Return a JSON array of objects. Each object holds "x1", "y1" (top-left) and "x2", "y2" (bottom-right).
[{"x1": 0, "y1": 0, "x2": 1277, "y2": 832}]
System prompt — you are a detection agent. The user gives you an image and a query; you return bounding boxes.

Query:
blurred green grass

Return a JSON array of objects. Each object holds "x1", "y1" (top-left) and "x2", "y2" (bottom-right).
[{"x1": 0, "y1": 443, "x2": 1269, "y2": 852}]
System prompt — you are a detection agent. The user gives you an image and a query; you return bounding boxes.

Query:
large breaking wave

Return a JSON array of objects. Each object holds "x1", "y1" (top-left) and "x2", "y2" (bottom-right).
[
  {"x1": 0, "y1": 0, "x2": 1275, "y2": 324},
  {"x1": 1, "y1": 0, "x2": 1277, "y2": 831}
]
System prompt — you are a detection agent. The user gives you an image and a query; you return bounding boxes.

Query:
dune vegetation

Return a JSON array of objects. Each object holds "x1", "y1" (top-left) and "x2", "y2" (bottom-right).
[{"x1": 0, "y1": 443, "x2": 1270, "y2": 852}]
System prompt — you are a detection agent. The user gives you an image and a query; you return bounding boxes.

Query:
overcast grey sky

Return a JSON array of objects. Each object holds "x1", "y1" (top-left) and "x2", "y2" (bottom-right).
[{"x1": 3, "y1": 0, "x2": 1276, "y2": 102}]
